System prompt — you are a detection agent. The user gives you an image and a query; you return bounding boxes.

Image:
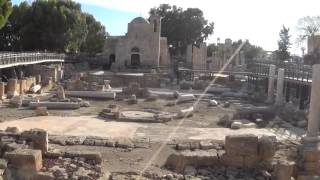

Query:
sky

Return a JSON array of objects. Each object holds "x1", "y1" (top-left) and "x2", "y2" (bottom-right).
[{"x1": 12, "y1": 0, "x2": 320, "y2": 55}]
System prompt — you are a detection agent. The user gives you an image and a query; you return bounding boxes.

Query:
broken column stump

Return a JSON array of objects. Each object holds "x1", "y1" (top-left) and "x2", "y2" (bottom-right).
[{"x1": 21, "y1": 129, "x2": 48, "y2": 153}]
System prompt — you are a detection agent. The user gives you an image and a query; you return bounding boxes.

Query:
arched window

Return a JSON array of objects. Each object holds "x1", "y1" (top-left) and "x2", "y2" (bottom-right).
[{"x1": 131, "y1": 47, "x2": 140, "y2": 53}]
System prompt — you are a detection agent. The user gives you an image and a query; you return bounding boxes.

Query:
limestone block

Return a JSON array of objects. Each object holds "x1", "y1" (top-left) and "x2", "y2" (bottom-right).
[
  {"x1": 56, "y1": 86, "x2": 65, "y2": 99},
  {"x1": 34, "y1": 172, "x2": 55, "y2": 180},
  {"x1": 127, "y1": 94, "x2": 137, "y2": 105},
  {"x1": 177, "y1": 106, "x2": 194, "y2": 119},
  {"x1": 0, "y1": 82, "x2": 4, "y2": 99},
  {"x1": 177, "y1": 94, "x2": 195, "y2": 103},
  {"x1": 220, "y1": 153, "x2": 244, "y2": 167},
  {"x1": 35, "y1": 107, "x2": 49, "y2": 116},
  {"x1": 65, "y1": 151, "x2": 102, "y2": 164},
  {"x1": 21, "y1": 129, "x2": 48, "y2": 153},
  {"x1": 166, "y1": 150, "x2": 219, "y2": 173},
  {"x1": 225, "y1": 134, "x2": 258, "y2": 156},
  {"x1": 7, "y1": 79, "x2": 18, "y2": 98},
  {"x1": 36, "y1": 75, "x2": 41, "y2": 84},
  {"x1": 19, "y1": 79, "x2": 27, "y2": 94},
  {"x1": 208, "y1": 100, "x2": 218, "y2": 106},
  {"x1": 302, "y1": 145, "x2": 320, "y2": 162},
  {"x1": 199, "y1": 141, "x2": 216, "y2": 150},
  {"x1": 274, "y1": 160, "x2": 295, "y2": 180},
  {"x1": 304, "y1": 162, "x2": 320, "y2": 174},
  {"x1": 9, "y1": 96, "x2": 22, "y2": 108},
  {"x1": 243, "y1": 155, "x2": 261, "y2": 168},
  {"x1": 29, "y1": 101, "x2": 80, "y2": 110},
  {"x1": 258, "y1": 135, "x2": 277, "y2": 160},
  {"x1": 5, "y1": 127, "x2": 20, "y2": 133},
  {"x1": 65, "y1": 91, "x2": 116, "y2": 99},
  {"x1": 5, "y1": 149, "x2": 42, "y2": 171}
]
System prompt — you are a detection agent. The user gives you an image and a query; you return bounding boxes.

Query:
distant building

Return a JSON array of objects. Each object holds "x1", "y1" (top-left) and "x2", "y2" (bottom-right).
[
  {"x1": 186, "y1": 38, "x2": 245, "y2": 71},
  {"x1": 103, "y1": 15, "x2": 169, "y2": 70},
  {"x1": 307, "y1": 35, "x2": 320, "y2": 54}
]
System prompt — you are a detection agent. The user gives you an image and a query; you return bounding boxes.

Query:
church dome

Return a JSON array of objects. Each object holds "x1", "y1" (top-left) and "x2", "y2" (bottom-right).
[{"x1": 131, "y1": 17, "x2": 149, "y2": 24}]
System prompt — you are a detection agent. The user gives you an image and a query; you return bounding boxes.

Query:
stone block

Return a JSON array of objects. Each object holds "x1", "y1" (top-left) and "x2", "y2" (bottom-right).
[
  {"x1": 35, "y1": 106, "x2": 49, "y2": 116},
  {"x1": 225, "y1": 134, "x2": 258, "y2": 156},
  {"x1": 199, "y1": 141, "x2": 216, "y2": 150},
  {"x1": 258, "y1": 135, "x2": 276, "y2": 160},
  {"x1": 5, "y1": 127, "x2": 20, "y2": 134},
  {"x1": 34, "y1": 172, "x2": 55, "y2": 180},
  {"x1": 21, "y1": 129, "x2": 48, "y2": 153},
  {"x1": 302, "y1": 145, "x2": 320, "y2": 162},
  {"x1": 166, "y1": 150, "x2": 219, "y2": 173},
  {"x1": 274, "y1": 160, "x2": 295, "y2": 180},
  {"x1": 65, "y1": 151, "x2": 102, "y2": 164},
  {"x1": 243, "y1": 155, "x2": 261, "y2": 168},
  {"x1": 220, "y1": 153, "x2": 244, "y2": 167},
  {"x1": 0, "y1": 159, "x2": 7, "y2": 169},
  {"x1": 304, "y1": 162, "x2": 320, "y2": 174},
  {"x1": 116, "y1": 138, "x2": 134, "y2": 148},
  {"x1": 5, "y1": 149, "x2": 42, "y2": 171},
  {"x1": 44, "y1": 149, "x2": 64, "y2": 158},
  {"x1": 65, "y1": 136, "x2": 86, "y2": 145},
  {"x1": 56, "y1": 86, "x2": 65, "y2": 99},
  {"x1": 177, "y1": 106, "x2": 194, "y2": 119},
  {"x1": 177, "y1": 94, "x2": 195, "y2": 103}
]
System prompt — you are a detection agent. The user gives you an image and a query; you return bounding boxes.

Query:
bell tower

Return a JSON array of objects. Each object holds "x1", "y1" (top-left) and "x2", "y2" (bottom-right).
[{"x1": 149, "y1": 15, "x2": 161, "y2": 35}]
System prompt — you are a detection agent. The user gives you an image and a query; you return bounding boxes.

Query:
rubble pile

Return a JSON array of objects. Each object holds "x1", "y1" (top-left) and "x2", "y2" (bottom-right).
[
  {"x1": 121, "y1": 82, "x2": 150, "y2": 98},
  {"x1": 0, "y1": 128, "x2": 107, "y2": 179},
  {"x1": 49, "y1": 134, "x2": 150, "y2": 149}
]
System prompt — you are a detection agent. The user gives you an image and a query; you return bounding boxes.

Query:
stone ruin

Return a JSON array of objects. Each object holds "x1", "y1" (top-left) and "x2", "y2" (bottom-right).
[
  {"x1": 121, "y1": 82, "x2": 150, "y2": 99},
  {"x1": 99, "y1": 104, "x2": 173, "y2": 123},
  {"x1": 164, "y1": 134, "x2": 294, "y2": 180},
  {"x1": 0, "y1": 128, "x2": 107, "y2": 179}
]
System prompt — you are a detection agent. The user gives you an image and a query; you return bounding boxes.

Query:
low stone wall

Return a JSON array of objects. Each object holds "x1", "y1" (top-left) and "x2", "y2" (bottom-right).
[
  {"x1": 165, "y1": 134, "x2": 281, "y2": 178},
  {"x1": 86, "y1": 72, "x2": 161, "y2": 88},
  {"x1": 0, "y1": 128, "x2": 107, "y2": 179}
]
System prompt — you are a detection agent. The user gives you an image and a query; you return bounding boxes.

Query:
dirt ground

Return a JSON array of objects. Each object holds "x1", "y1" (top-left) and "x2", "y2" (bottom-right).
[
  {"x1": 0, "y1": 88, "x2": 306, "y2": 178},
  {"x1": 0, "y1": 96, "x2": 232, "y2": 128},
  {"x1": 50, "y1": 143, "x2": 175, "y2": 177}
]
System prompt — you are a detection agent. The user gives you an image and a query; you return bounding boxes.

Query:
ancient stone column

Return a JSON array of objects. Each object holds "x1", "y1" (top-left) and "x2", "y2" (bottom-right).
[
  {"x1": 267, "y1": 65, "x2": 276, "y2": 103},
  {"x1": 0, "y1": 82, "x2": 4, "y2": 99},
  {"x1": 7, "y1": 79, "x2": 18, "y2": 98},
  {"x1": 19, "y1": 79, "x2": 24, "y2": 95},
  {"x1": 36, "y1": 75, "x2": 41, "y2": 85},
  {"x1": 275, "y1": 68, "x2": 285, "y2": 105},
  {"x1": 307, "y1": 64, "x2": 320, "y2": 137},
  {"x1": 240, "y1": 51, "x2": 245, "y2": 65}
]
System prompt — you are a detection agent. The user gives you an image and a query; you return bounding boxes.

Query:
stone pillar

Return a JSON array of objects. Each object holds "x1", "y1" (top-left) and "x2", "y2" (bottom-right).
[
  {"x1": 19, "y1": 79, "x2": 24, "y2": 95},
  {"x1": 7, "y1": 79, "x2": 18, "y2": 98},
  {"x1": 0, "y1": 82, "x2": 4, "y2": 99},
  {"x1": 240, "y1": 51, "x2": 245, "y2": 65},
  {"x1": 235, "y1": 53, "x2": 240, "y2": 66},
  {"x1": 36, "y1": 75, "x2": 41, "y2": 85},
  {"x1": 275, "y1": 68, "x2": 285, "y2": 105},
  {"x1": 267, "y1": 65, "x2": 276, "y2": 103},
  {"x1": 307, "y1": 64, "x2": 320, "y2": 137}
]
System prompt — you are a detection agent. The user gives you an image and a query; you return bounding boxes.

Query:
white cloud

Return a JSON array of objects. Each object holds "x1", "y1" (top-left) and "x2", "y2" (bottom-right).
[{"x1": 76, "y1": 0, "x2": 320, "y2": 54}]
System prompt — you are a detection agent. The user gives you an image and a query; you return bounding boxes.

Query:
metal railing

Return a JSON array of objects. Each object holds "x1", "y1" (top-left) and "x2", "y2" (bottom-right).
[
  {"x1": 0, "y1": 52, "x2": 65, "y2": 67},
  {"x1": 248, "y1": 59, "x2": 313, "y2": 83}
]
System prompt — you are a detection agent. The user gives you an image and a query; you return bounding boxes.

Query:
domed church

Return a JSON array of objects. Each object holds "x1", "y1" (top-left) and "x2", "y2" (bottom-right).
[{"x1": 103, "y1": 15, "x2": 169, "y2": 70}]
